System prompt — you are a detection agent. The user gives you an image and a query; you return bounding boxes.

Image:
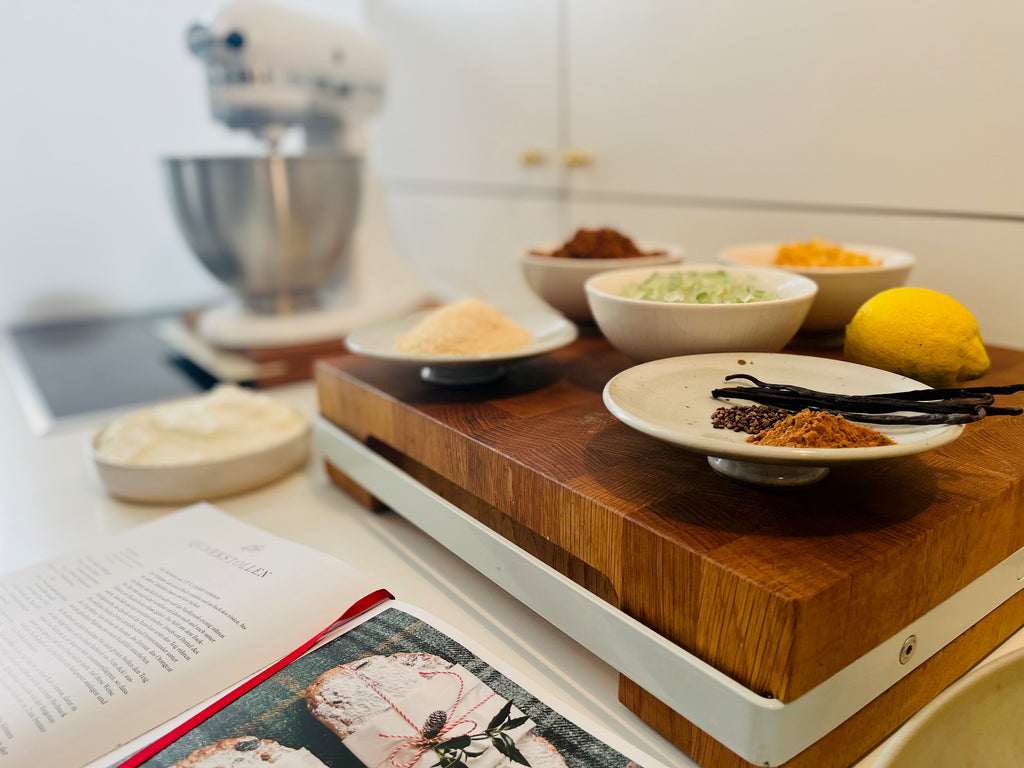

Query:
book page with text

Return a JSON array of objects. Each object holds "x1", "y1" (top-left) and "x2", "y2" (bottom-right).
[{"x1": 0, "y1": 503, "x2": 381, "y2": 768}]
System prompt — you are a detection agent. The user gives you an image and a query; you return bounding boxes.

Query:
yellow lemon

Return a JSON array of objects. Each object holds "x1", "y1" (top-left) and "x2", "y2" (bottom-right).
[{"x1": 844, "y1": 287, "x2": 990, "y2": 388}]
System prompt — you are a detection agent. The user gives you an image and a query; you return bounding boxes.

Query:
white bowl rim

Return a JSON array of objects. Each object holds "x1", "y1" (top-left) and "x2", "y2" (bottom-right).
[
  {"x1": 521, "y1": 241, "x2": 684, "y2": 268},
  {"x1": 90, "y1": 407, "x2": 311, "y2": 470},
  {"x1": 720, "y1": 241, "x2": 916, "y2": 273},
  {"x1": 344, "y1": 308, "x2": 578, "y2": 365},
  {"x1": 583, "y1": 262, "x2": 819, "y2": 308},
  {"x1": 873, "y1": 643, "x2": 1024, "y2": 767}
]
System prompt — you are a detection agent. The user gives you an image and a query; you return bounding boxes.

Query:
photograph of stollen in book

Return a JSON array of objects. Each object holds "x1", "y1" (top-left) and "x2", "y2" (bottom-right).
[{"x1": 126, "y1": 605, "x2": 658, "y2": 768}]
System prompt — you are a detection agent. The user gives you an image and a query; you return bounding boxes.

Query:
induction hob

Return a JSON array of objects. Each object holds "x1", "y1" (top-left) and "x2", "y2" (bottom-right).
[{"x1": 4, "y1": 309, "x2": 220, "y2": 435}]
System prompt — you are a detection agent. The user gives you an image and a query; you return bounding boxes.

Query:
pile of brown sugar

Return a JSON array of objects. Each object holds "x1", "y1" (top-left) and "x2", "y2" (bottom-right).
[
  {"x1": 394, "y1": 299, "x2": 532, "y2": 355},
  {"x1": 746, "y1": 409, "x2": 895, "y2": 448},
  {"x1": 548, "y1": 228, "x2": 653, "y2": 259}
]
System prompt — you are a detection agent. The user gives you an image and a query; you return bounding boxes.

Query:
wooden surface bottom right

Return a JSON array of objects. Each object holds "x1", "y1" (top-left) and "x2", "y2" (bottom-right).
[
  {"x1": 622, "y1": 590, "x2": 1024, "y2": 767},
  {"x1": 324, "y1": 453, "x2": 1024, "y2": 768}
]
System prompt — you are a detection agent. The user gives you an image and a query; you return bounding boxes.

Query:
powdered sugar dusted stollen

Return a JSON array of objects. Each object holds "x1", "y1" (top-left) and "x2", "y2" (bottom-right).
[
  {"x1": 307, "y1": 652, "x2": 567, "y2": 768},
  {"x1": 170, "y1": 736, "x2": 328, "y2": 768},
  {"x1": 306, "y1": 652, "x2": 455, "y2": 740},
  {"x1": 518, "y1": 732, "x2": 568, "y2": 768}
]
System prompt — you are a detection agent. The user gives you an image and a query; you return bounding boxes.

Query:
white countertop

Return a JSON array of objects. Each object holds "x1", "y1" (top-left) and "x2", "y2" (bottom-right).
[{"x1": 2, "y1": 363, "x2": 1021, "y2": 768}]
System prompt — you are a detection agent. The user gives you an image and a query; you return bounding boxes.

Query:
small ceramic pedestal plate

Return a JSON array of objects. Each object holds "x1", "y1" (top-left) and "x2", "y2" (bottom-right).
[
  {"x1": 345, "y1": 308, "x2": 578, "y2": 386},
  {"x1": 603, "y1": 352, "x2": 964, "y2": 487}
]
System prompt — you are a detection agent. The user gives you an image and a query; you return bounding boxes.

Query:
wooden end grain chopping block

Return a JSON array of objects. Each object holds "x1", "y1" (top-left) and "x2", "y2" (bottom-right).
[{"x1": 315, "y1": 336, "x2": 1024, "y2": 767}]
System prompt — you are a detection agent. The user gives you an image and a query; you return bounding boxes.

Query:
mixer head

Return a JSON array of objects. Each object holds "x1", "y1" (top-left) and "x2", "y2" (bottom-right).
[{"x1": 186, "y1": 0, "x2": 385, "y2": 153}]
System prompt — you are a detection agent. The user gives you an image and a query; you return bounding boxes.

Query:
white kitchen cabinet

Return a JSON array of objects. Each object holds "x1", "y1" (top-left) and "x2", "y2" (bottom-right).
[
  {"x1": 369, "y1": 0, "x2": 1024, "y2": 215},
  {"x1": 569, "y1": 200, "x2": 1024, "y2": 348},
  {"x1": 367, "y1": 0, "x2": 1024, "y2": 345},
  {"x1": 385, "y1": 192, "x2": 561, "y2": 313},
  {"x1": 366, "y1": 0, "x2": 562, "y2": 190},
  {"x1": 566, "y1": 0, "x2": 1024, "y2": 216}
]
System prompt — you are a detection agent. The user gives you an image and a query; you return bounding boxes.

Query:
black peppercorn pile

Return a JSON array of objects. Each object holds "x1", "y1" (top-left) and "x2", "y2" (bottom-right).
[{"x1": 711, "y1": 405, "x2": 792, "y2": 434}]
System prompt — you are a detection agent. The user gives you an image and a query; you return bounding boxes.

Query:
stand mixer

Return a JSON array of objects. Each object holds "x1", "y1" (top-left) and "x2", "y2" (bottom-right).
[{"x1": 163, "y1": 0, "x2": 429, "y2": 356}]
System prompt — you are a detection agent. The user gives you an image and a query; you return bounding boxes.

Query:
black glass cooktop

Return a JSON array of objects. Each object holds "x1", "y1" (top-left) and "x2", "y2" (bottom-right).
[{"x1": 6, "y1": 309, "x2": 219, "y2": 433}]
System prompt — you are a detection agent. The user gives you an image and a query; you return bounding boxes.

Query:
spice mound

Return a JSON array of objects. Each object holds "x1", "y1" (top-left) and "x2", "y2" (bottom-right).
[
  {"x1": 546, "y1": 227, "x2": 655, "y2": 259},
  {"x1": 712, "y1": 405, "x2": 792, "y2": 434},
  {"x1": 775, "y1": 239, "x2": 880, "y2": 268},
  {"x1": 394, "y1": 299, "x2": 532, "y2": 355},
  {"x1": 746, "y1": 409, "x2": 895, "y2": 448}
]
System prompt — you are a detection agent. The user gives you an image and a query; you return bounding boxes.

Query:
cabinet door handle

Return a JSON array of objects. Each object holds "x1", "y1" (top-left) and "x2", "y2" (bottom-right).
[
  {"x1": 520, "y1": 148, "x2": 547, "y2": 166},
  {"x1": 563, "y1": 148, "x2": 594, "y2": 168}
]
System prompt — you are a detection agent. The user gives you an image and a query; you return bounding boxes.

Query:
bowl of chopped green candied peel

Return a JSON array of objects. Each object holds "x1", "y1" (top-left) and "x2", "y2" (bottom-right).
[
  {"x1": 585, "y1": 263, "x2": 817, "y2": 363},
  {"x1": 619, "y1": 268, "x2": 776, "y2": 304}
]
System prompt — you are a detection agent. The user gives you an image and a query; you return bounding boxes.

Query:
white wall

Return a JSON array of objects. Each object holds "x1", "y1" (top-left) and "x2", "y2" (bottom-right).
[{"x1": 0, "y1": 0, "x2": 366, "y2": 328}]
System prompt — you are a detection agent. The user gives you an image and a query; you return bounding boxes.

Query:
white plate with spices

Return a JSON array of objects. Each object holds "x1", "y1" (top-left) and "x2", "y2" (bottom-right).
[
  {"x1": 345, "y1": 307, "x2": 578, "y2": 385},
  {"x1": 603, "y1": 353, "x2": 964, "y2": 486}
]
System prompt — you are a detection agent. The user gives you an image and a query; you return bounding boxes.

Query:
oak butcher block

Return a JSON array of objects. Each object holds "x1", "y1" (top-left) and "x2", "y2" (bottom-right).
[{"x1": 315, "y1": 335, "x2": 1024, "y2": 767}]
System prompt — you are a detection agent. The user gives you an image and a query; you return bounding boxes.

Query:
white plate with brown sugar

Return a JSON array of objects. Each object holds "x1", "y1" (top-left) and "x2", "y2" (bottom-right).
[
  {"x1": 603, "y1": 353, "x2": 965, "y2": 486},
  {"x1": 345, "y1": 304, "x2": 578, "y2": 385}
]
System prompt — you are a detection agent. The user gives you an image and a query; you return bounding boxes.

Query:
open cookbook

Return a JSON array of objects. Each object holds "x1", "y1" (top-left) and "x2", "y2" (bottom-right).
[{"x1": 0, "y1": 503, "x2": 670, "y2": 768}]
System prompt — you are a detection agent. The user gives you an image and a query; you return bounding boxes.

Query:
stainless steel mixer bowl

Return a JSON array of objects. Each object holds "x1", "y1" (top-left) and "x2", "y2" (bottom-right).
[{"x1": 162, "y1": 154, "x2": 362, "y2": 313}]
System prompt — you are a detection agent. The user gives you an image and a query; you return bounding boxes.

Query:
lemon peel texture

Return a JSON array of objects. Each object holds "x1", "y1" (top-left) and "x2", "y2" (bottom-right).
[{"x1": 844, "y1": 287, "x2": 990, "y2": 388}]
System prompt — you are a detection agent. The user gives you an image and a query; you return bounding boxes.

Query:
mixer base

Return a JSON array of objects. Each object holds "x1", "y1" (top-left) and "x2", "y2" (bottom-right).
[
  {"x1": 157, "y1": 270, "x2": 434, "y2": 387},
  {"x1": 157, "y1": 315, "x2": 349, "y2": 387},
  {"x1": 199, "y1": 302, "x2": 363, "y2": 349},
  {"x1": 197, "y1": 282, "x2": 432, "y2": 350}
]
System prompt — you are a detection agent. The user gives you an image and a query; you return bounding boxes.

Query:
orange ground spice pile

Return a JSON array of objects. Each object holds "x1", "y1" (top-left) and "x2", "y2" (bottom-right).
[{"x1": 746, "y1": 409, "x2": 895, "y2": 448}]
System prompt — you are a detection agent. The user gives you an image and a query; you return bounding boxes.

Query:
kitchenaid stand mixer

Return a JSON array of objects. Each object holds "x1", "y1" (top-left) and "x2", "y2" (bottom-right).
[{"x1": 163, "y1": 0, "x2": 429, "y2": 356}]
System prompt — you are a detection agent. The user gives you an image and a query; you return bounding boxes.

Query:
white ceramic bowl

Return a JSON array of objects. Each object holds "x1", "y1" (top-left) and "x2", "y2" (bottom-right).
[
  {"x1": 720, "y1": 242, "x2": 915, "y2": 337},
  {"x1": 89, "y1": 391, "x2": 311, "y2": 504},
  {"x1": 520, "y1": 242, "x2": 683, "y2": 322},
  {"x1": 873, "y1": 645, "x2": 1024, "y2": 767},
  {"x1": 584, "y1": 263, "x2": 817, "y2": 362}
]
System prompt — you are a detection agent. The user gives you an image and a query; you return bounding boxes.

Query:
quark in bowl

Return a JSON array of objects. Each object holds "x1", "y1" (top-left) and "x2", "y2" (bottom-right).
[{"x1": 90, "y1": 385, "x2": 310, "y2": 503}]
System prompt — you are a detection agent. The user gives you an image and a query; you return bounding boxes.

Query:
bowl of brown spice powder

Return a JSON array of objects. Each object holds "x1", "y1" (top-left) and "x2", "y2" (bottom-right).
[{"x1": 521, "y1": 228, "x2": 683, "y2": 322}]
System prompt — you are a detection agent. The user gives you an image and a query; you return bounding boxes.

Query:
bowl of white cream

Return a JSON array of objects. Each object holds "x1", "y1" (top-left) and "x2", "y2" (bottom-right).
[{"x1": 90, "y1": 385, "x2": 310, "y2": 503}]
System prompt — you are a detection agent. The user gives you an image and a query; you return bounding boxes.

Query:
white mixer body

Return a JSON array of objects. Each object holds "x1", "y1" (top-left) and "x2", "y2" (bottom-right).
[
  {"x1": 187, "y1": 0, "x2": 386, "y2": 153},
  {"x1": 166, "y1": 0, "x2": 432, "y2": 347}
]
